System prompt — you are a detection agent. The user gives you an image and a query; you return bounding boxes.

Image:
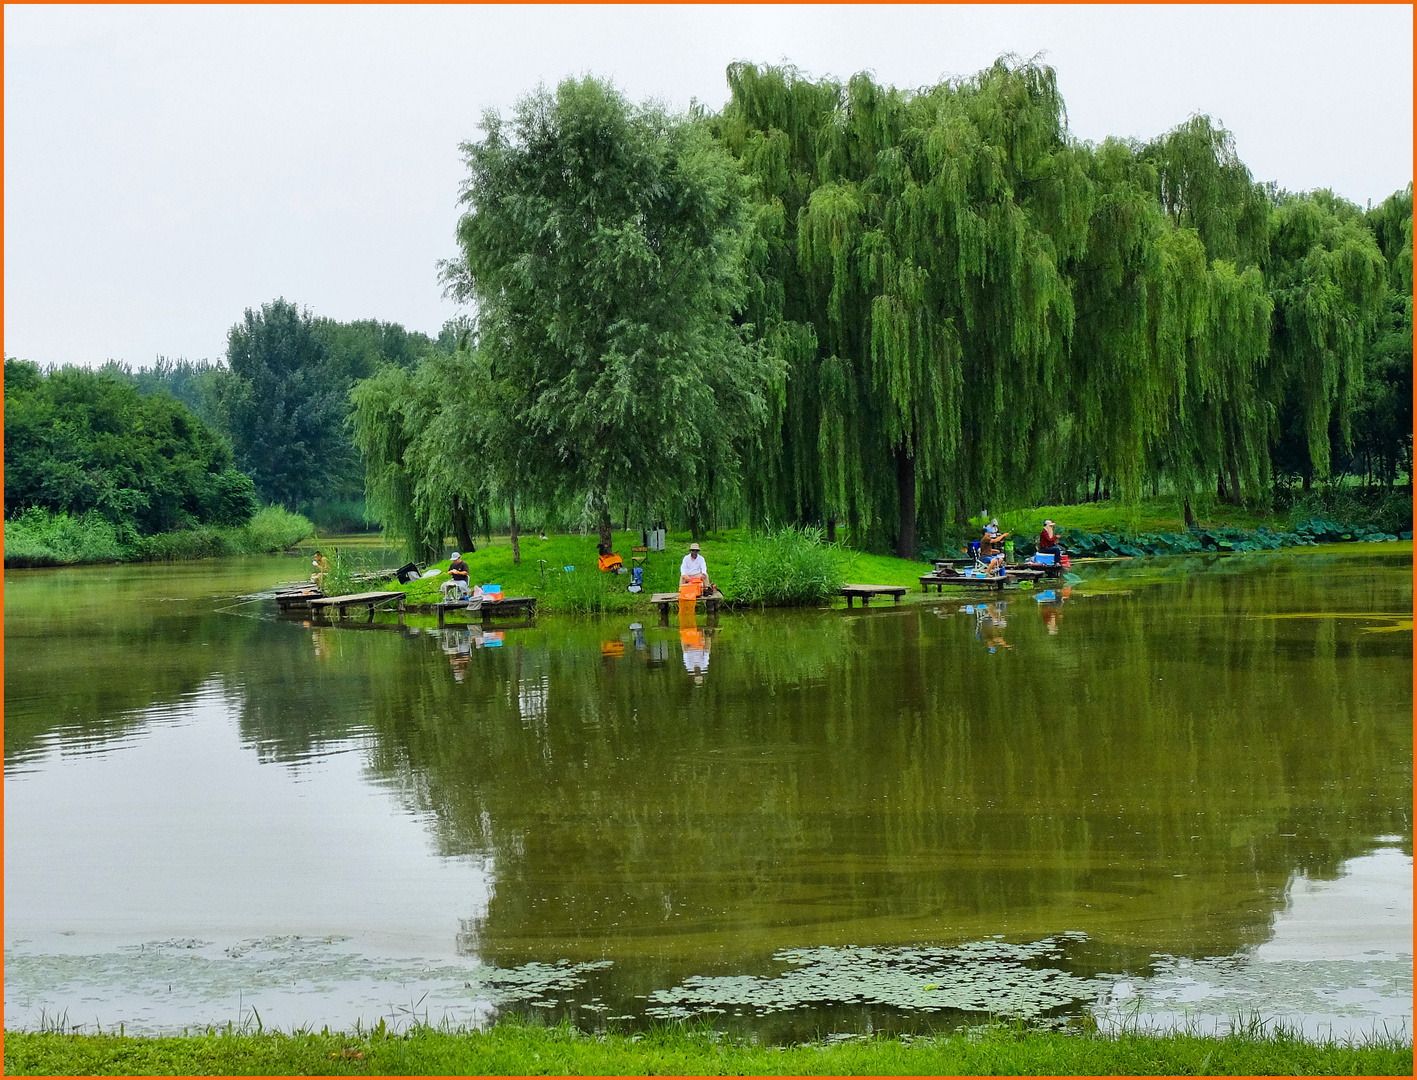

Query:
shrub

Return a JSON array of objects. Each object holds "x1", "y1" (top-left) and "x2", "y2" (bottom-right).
[
  {"x1": 2, "y1": 508, "x2": 127, "y2": 567},
  {"x1": 727, "y1": 526, "x2": 845, "y2": 606},
  {"x1": 241, "y1": 507, "x2": 315, "y2": 553},
  {"x1": 131, "y1": 527, "x2": 237, "y2": 561}
]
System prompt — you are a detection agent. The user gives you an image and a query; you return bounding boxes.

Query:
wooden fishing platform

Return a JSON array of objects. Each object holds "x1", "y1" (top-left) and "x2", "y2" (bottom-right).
[
  {"x1": 840, "y1": 584, "x2": 909, "y2": 608},
  {"x1": 307, "y1": 590, "x2": 407, "y2": 620},
  {"x1": 274, "y1": 585, "x2": 322, "y2": 611},
  {"x1": 919, "y1": 567, "x2": 1050, "y2": 593},
  {"x1": 651, "y1": 590, "x2": 724, "y2": 624},
  {"x1": 435, "y1": 596, "x2": 538, "y2": 627}
]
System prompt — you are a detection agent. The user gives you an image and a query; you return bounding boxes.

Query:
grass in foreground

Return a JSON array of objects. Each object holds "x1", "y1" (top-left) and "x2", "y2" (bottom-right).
[{"x1": 3, "y1": 1020, "x2": 1410, "y2": 1076}]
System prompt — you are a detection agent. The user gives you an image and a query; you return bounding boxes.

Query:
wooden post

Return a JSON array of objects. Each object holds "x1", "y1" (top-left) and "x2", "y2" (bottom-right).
[
  {"x1": 367, "y1": 603, "x2": 375, "y2": 622},
  {"x1": 437, "y1": 604, "x2": 445, "y2": 628}
]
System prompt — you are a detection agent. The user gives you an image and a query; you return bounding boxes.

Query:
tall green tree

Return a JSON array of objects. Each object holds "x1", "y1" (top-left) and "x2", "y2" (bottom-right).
[
  {"x1": 441, "y1": 76, "x2": 776, "y2": 551},
  {"x1": 4, "y1": 359, "x2": 257, "y2": 533},
  {"x1": 212, "y1": 299, "x2": 363, "y2": 509},
  {"x1": 1264, "y1": 190, "x2": 1387, "y2": 484},
  {"x1": 1349, "y1": 184, "x2": 1414, "y2": 484},
  {"x1": 718, "y1": 60, "x2": 1090, "y2": 555}
]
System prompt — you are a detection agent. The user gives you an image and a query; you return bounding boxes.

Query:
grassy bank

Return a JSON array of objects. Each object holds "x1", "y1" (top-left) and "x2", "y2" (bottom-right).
[
  {"x1": 3, "y1": 507, "x2": 315, "y2": 568},
  {"x1": 385, "y1": 528, "x2": 921, "y2": 614},
  {"x1": 373, "y1": 489, "x2": 1411, "y2": 615},
  {"x1": 3, "y1": 1020, "x2": 1410, "y2": 1075}
]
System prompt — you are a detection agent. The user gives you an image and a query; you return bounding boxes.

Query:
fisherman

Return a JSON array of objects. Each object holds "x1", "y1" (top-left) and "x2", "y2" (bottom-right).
[
  {"x1": 979, "y1": 520, "x2": 1009, "y2": 576},
  {"x1": 441, "y1": 551, "x2": 472, "y2": 600},
  {"x1": 1037, "y1": 519, "x2": 1064, "y2": 561},
  {"x1": 679, "y1": 541, "x2": 713, "y2": 595}
]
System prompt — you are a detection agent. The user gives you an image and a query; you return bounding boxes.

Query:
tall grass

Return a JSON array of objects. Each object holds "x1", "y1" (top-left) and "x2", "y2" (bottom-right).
[
  {"x1": 3, "y1": 506, "x2": 314, "y2": 567},
  {"x1": 546, "y1": 566, "x2": 637, "y2": 614},
  {"x1": 1, "y1": 509, "x2": 126, "y2": 567},
  {"x1": 727, "y1": 526, "x2": 845, "y2": 606}
]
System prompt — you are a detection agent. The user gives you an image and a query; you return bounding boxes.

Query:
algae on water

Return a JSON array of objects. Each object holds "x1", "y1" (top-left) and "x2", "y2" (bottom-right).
[{"x1": 647, "y1": 934, "x2": 1103, "y2": 1020}]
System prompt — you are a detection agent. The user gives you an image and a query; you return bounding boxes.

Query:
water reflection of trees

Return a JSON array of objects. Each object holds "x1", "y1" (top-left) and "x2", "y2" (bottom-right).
[
  {"x1": 9, "y1": 556, "x2": 1410, "y2": 991},
  {"x1": 339, "y1": 566, "x2": 1411, "y2": 984}
]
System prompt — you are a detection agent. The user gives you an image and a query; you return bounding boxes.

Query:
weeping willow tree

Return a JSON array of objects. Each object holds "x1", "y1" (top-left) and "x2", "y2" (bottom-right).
[
  {"x1": 1264, "y1": 190, "x2": 1388, "y2": 485},
  {"x1": 718, "y1": 59, "x2": 1089, "y2": 556},
  {"x1": 349, "y1": 350, "x2": 495, "y2": 562}
]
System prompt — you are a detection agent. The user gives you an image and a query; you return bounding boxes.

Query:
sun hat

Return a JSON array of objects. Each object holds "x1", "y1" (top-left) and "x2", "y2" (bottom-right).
[
  {"x1": 1043, "y1": 519, "x2": 1055, "y2": 526},
  {"x1": 689, "y1": 542, "x2": 701, "y2": 551}
]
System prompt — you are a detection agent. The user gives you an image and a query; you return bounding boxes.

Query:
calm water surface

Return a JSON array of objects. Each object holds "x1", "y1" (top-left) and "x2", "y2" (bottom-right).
[{"x1": 4, "y1": 547, "x2": 1411, "y2": 1038}]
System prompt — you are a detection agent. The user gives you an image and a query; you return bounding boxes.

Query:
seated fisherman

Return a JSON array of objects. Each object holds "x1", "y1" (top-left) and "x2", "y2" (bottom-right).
[
  {"x1": 1037, "y1": 519, "x2": 1064, "y2": 560},
  {"x1": 441, "y1": 551, "x2": 472, "y2": 599},
  {"x1": 979, "y1": 521, "x2": 1010, "y2": 576},
  {"x1": 597, "y1": 539, "x2": 624, "y2": 573},
  {"x1": 679, "y1": 541, "x2": 713, "y2": 595}
]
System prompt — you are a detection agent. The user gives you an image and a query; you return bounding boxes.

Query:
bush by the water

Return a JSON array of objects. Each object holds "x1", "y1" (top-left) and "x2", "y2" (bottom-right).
[
  {"x1": 728, "y1": 526, "x2": 845, "y2": 606},
  {"x1": 3, "y1": 506, "x2": 314, "y2": 566},
  {"x1": 1, "y1": 508, "x2": 127, "y2": 566}
]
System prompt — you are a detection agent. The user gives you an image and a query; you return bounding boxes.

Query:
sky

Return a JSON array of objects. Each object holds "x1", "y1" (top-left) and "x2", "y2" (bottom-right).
[{"x1": 5, "y1": 4, "x2": 1413, "y2": 368}]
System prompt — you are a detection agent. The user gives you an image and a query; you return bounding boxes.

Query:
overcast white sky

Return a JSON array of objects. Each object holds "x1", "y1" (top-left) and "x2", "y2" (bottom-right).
[{"x1": 5, "y1": 4, "x2": 1412, "y2": 367}]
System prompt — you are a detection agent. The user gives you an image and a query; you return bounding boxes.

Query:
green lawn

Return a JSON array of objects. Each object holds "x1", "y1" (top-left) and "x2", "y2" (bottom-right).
[
  {"x1": 357, "y1": 529, "x2": 934, "y2": 614},
  {"x1": 4, "y1": 1021, "x2": 1409, "y2": 1076}
]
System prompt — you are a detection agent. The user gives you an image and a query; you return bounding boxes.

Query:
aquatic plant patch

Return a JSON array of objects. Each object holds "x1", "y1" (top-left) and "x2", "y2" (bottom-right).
[{"x1": 647, "y1": 934, "x2": 1102, "y2": 1020}]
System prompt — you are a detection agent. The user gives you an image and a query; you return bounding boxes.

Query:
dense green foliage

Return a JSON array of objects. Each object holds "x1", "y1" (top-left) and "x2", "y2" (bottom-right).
[
  {"x1": 3, "y1": 505, "x2": 314, "y2": 567},
  {"x1": 352, "y1": 60, "x2": 1406, "y2": 562},
  {"x1": 3, "y1": 1020, "x2": 1410, "y2": 1075},
  {"x1": 435, "y1": 76, "x2": 779, "y2": 552},
  {"x1": 4, "y1": 359, "x2": 258, "y2": 534},
  {"x1": 99, "y1": 310, "x2": 437, "y2": 528}
]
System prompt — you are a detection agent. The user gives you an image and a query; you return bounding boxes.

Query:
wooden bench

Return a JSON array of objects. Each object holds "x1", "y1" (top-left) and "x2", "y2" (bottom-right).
[
  {"x1": 435, "y1": 595, "x2": 538, "y2": 627},
  {"x1": 840, "y1": 583, "x2": 909, "y2": 608},
  {"x1": 308, "y1": 590, "x2": 406, "y2": 621},
  {"x1": 651, "y1": 590, "x2": 724, "y2": 624}
]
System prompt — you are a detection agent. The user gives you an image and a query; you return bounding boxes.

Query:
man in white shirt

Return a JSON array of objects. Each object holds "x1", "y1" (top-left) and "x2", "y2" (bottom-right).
[{"x1": 679, "y1": 542, "x2": 711, "y2": 591}]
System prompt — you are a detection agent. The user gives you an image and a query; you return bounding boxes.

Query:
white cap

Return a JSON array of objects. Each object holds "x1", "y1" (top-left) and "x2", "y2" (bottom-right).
[{"x1": 450, "y1": 551, "x2": 461, "y2": 560}]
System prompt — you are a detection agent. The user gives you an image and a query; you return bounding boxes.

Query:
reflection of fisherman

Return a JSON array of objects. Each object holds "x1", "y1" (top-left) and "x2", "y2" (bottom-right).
[
  {"x1": 975, "y1": 601, "x2": 1012, "y2": 652},
  {"x1": 680, "y1": 622, "x2": 710, "y2": 680}
]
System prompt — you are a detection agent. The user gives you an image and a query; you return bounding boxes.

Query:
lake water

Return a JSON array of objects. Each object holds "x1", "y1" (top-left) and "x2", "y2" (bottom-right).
[{"x1": 4, "y1": 546, "x2": 1411, "y2": 1040}]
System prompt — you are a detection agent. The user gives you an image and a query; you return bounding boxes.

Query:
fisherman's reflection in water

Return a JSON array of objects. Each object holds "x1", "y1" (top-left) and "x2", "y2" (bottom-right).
[
  {"x1": 440, "y1": 625, "x2": 504, "y2": 681},
  {"x1": 975, "y1": 601, "x2": 1011, "y2": 652},
  {"x1": 1035, "y1": 585, "x2": 1072, "y2": 636},
  {"x1": 679, "y1": 618, "x2": 712, "y2": 683}
]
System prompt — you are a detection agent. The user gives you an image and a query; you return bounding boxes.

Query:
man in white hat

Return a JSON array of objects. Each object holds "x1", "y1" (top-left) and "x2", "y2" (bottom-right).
[{"x1": 679, "y1": 542, "x2": 712, "y2": 593}]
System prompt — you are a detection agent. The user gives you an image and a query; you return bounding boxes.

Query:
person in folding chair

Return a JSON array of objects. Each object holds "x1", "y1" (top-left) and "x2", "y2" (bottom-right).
[{"x1": 977, "y1": 521, "x2": 1010, "y2": 577}]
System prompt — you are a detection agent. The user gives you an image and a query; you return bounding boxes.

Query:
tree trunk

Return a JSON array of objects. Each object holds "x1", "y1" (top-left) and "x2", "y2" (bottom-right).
[
  {"x1": 894, "y1": 447, "x2": 916, "y2": 559},
  {"x1": 825, "y1": 515, "x2": 837, "y2": 543},
  {"x1": 1183, "y1": 495, "x2": 1197, "y2": 529},
  {"x1": 686, "y1": 500, "x2": 702, "y2": 541},
  {"x1": 1302, "y1": 470, "x2": 1312, "y2": 493},
  {"x1": 452, "y1": 494, "x2": 475, "y2": 554},
  {"x1": 509, "y1": 498, "x2": 520, "y2": 565},
  {"x1": 1226, "y1": 454, "x2": 1243, "y2": 507},
  {"x1": 1217, "y1": 469, "x2": 1228, "y2": 502},
  {"x1": 622, "y1": 505, "x2": 630, "y2": 533},
  {"x1": 597, "y1": 505, "x2": 613, "y2": 554},
  {"x1": 1092, "y1": 473, "x2": 1102, "y2": 502}
]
